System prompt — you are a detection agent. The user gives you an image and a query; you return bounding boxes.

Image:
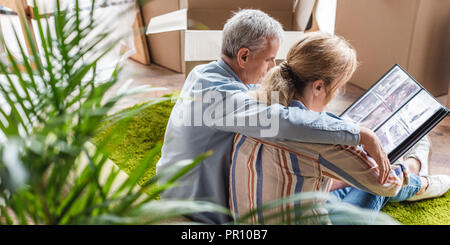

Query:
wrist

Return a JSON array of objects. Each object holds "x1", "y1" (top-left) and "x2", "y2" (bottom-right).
[{"x1": 359, "y1": 127, "x2": 373, "y2": 146}]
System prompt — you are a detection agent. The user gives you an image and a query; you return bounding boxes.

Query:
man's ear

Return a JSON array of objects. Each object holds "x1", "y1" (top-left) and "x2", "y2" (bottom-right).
[{"x1": 236, "y1": 48, "x2": 251, "y2": 68}]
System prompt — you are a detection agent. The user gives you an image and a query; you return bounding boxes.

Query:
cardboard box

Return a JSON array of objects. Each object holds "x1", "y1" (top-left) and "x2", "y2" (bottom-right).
[
  {"x1": 129, "y1": 10, "x2": 151, "y2": 65},
  {"x1": 335, "y1": 0, "x2": 450, "y2": 97},
  {"x1": 447, "y1": 81, "x2": 450, "y2": 107},
  {"x1": 142, "y1": 0, "x2": 313, "y2": 74}
]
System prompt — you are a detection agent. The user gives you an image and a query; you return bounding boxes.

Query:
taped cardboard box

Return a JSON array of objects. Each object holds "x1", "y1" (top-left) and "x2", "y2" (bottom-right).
[
  {"x1": 142, "y1": 0, "x2": 314, "y2": 74},
  {"x1": 335, "y1": 0, "x2": 450, "y2": 97},
  {"x1": 129, "y1": 10, "x2": 151, "y2": 65}
]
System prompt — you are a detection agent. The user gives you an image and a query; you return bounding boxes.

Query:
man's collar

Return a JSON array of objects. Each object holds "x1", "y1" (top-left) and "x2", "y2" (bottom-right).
[{"x1": 217, "y1": 58, "x2": 243, "y2": 83}]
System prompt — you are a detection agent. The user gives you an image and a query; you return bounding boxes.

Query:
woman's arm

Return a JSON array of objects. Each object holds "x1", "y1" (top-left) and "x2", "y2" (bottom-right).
[
  {"x1": 317, "y1": 144, "x2": 407, "y2": 197},
  {"x1": 359, "y1": 127, "x2": 391, "y2": 184},
  {"x1": 262, "y1": 139, "x2": 407, "y2": 197}
]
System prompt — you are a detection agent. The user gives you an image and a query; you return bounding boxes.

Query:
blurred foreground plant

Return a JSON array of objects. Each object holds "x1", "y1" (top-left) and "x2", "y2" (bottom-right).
[{"x1": 0, "y1": 0, "x2": 229, "y2": 225}]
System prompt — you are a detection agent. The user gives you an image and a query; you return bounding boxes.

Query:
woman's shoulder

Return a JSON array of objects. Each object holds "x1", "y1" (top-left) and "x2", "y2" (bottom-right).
[{"x1": 289, "y1": 100, "x2": 307, "y2": 109}]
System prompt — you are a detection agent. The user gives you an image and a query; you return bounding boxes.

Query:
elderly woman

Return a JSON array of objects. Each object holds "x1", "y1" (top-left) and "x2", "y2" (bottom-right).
[{"x1": 229, "y1": 32, "x2": 450, "y2": 224}]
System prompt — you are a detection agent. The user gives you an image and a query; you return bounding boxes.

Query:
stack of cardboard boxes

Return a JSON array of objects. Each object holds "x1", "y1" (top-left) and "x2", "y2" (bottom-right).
[
  {"x1": 136, "y1": 0, "x2": 449, "y2": 100},
  {"x1": 140, "y1": 0, "x2": 308, "y2": 74}
]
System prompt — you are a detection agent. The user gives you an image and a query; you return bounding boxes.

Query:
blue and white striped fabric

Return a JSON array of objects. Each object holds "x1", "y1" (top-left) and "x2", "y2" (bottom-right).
[{"x1": 229, "y1": 132, "x2": 411, "y2": 224}]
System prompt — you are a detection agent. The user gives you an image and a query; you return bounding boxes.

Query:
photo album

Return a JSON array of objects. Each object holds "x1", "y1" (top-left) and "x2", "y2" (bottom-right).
[{"x1": 341, "y1": 64, "x2": 449, "y2": 163}]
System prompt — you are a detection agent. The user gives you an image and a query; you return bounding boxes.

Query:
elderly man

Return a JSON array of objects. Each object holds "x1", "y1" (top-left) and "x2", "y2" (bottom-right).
[{"x1": 156, "y1": 9, "x2": 390, "y2": 224}]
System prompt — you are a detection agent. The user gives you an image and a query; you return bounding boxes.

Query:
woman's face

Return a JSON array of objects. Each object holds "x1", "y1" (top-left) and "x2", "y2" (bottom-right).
[{"x1": 301, "y1": 80, "x2": 343, "y2": 112}]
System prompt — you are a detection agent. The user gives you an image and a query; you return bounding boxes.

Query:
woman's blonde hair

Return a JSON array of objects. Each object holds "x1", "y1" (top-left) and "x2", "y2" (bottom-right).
[{"x1": 254, "y1": 31, "x2": 358, "y2": 107}]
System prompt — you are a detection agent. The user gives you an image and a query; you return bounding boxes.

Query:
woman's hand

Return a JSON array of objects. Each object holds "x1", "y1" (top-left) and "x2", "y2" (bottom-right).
[{"x1": 359, "y1": 127, "x2": 391, "y2": 184}]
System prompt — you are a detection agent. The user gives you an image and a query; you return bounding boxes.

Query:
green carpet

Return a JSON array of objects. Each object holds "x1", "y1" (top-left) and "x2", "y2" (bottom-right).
[
  {"x1": 94, "y1": 97, "x2": 175, "y2": 188},
  {"x1": 382, "y1": 192, "x2": 450, "y2": 225},
  {"x1": 95, "y1": 97, "x2": 450, "y2": 225}
]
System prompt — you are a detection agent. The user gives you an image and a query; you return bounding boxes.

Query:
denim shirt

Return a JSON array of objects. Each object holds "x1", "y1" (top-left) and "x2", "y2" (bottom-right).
[
  {"x1": 156, "y1": 58, "x2": 360, "y2": 224},
  {"x1": 289, "y1": 100, "x2": 343, "y2": 121}
]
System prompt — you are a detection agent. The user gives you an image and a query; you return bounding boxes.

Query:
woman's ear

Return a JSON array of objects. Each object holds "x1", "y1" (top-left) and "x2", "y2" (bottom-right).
[
  {"x1": 236, "y1": 48, "x2": 250, "y2": 68},
  {"x1": 312, "y1": 80, "x2": 325, "y2": 97}
]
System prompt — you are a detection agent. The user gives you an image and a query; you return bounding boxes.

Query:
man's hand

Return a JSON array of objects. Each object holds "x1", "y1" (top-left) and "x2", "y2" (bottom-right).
[{"x1": 359, "y1": 127, "x2": 391, "y2": 184}]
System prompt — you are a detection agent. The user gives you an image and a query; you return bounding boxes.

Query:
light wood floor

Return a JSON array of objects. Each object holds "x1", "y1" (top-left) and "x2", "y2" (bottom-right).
[{"x1": 109, "y1": 59, "x2": 450, "y2": 175}]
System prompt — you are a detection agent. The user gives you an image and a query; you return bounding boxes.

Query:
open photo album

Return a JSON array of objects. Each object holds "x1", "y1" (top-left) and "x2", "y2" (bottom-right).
[{"x1": 340, "y1": 64, "x2": 449, "y2": 163}]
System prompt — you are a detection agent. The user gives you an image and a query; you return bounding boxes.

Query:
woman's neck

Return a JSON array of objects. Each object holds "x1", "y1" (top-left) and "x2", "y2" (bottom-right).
[
  {"x1": 296, "y1": 94, "x2": 325, "y2": 112},
  {"x1": 296, "y1": 94, "x2": 312, "y2": 110}
]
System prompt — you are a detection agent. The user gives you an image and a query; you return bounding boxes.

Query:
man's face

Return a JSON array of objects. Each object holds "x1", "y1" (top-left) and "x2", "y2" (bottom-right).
[{"x1": 242, "y1": 37, "x2": 280, "y2": 84}]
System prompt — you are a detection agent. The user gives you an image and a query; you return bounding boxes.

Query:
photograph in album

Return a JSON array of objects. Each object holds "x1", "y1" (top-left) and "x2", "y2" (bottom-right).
[{"x1": 341, "y1": 65, "x2": 449, "y2": 163}]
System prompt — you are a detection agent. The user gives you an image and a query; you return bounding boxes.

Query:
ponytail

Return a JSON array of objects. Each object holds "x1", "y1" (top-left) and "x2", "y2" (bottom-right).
[{"x1": 252, "y1": 31, "x2": 358, "y2": 107}]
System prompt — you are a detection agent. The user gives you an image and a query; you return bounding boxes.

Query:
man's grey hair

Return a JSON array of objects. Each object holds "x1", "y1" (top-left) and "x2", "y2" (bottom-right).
[{"x1": 222, "y1": 9, "x2": 284, "y2": 58}]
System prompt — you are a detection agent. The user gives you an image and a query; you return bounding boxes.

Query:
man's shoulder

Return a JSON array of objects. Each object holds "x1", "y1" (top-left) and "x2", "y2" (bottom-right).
[
  {"x1": 187, "y1": 61, "x2": 246, "y2": 91},
  {"x1": 191, "y1": 61, "x2": 234, "y2": 81}
]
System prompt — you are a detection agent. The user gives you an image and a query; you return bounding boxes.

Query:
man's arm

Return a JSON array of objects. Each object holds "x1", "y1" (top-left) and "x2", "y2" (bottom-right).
[
  {"x1": 194, "y1": 81, "x2": 391, "y2": 182},
  {"x1": 206, "y1": 89, "x2": 360, "y2": 145}
]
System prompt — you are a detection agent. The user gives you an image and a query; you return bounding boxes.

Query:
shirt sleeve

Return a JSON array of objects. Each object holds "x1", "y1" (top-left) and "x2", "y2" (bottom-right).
[
  {"x1": 195, "y1": 84, "x2": 361, "y2": 146},
  {"x1": 267, "y1": 139, "x2": 409, "y2": 197},
  {"x1": 318, "y1": 144, "x2": 409, "y2": 197}
]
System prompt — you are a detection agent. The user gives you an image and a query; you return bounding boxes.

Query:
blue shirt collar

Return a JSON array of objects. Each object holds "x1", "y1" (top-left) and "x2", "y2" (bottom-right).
[
  {"x1": 289, "y1": 100, "x2": 308, "y2": 109},
  {"x1": 217, "y1": 58, "x2": 243, "y2": 83}
]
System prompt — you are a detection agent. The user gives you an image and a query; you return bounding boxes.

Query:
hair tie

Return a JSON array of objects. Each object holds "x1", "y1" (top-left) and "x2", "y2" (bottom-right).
[{"x1": 280, "y1": 62, "x2": 305, "y2": 92}]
